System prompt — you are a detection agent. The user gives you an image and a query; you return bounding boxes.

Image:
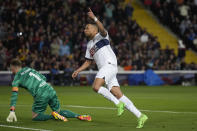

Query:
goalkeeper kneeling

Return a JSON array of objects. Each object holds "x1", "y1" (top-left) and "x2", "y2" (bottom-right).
[{"x1": 7, "y1": 59, "x2": 91, "y2": 122}]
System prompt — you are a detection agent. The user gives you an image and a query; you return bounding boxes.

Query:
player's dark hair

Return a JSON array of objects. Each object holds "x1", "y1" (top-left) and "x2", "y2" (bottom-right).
[
  {"x1": 10, "y1": 59, "x2": 22, "y2": 67},
  {"x1": 88, "y1": 22, "x2": 97, "y2": 26},
  {"x1": 87, "y1": 19, "x2": 99, "y2": 32}
]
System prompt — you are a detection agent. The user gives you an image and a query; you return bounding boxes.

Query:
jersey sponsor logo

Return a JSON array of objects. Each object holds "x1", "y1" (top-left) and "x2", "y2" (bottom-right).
[{"x1": 90, "y1": 39, "x2": 109, "y2": 57}]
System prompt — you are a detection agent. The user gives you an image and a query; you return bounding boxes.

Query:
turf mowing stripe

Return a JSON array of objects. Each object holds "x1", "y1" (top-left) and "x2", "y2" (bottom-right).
[
  {"x1": 0, "y1": 124, "x2": 52, "y2": 131},
  {"x1": 1, "y1": 104, "x2": 197, "y2": 115}
]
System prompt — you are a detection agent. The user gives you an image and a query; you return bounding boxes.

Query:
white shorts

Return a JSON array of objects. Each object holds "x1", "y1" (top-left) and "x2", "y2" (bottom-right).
[{"x1": 95, "y1": 64, "x2": 120, "y2": 90}]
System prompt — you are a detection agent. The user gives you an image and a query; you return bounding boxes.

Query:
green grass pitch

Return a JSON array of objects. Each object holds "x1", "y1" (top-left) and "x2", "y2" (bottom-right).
[{"x1": 0, "y1": 86, "x2": 197, "y2": 131}]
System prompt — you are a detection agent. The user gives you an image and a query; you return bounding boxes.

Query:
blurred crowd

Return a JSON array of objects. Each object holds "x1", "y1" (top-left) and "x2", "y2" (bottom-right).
[
  {"x1": 0, "y1": 0, "x2": 197, "y2": 77},
  {"x1": 143, "y1": 0, "x2": 197, "y2": 51}
]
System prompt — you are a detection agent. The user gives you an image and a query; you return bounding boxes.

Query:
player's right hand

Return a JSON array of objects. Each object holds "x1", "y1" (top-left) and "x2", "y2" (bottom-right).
[
  {"x1": 72, "y1": 70, "x2": 79, "y2": 79},
  {"x1": 6, "y1": 111, "x2": 17, "y2": 122},
  {"x1": 87, "y1": 8, "x2": 96, "y2": 20}
]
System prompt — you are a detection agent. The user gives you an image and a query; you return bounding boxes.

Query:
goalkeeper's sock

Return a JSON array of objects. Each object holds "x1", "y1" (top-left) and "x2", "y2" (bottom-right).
[
  {"x1": 119, "y1": 95, "x2": 141, "y2": 118},
  {"x1": 32, "y1": 113, "x2": 53, "y2": 121},
  {"x1": 60, "y1": 110, "x2": 80, "y2": 118},
  {"x1": 98, "y1": 86, "x2": 120, "y2": 105}
]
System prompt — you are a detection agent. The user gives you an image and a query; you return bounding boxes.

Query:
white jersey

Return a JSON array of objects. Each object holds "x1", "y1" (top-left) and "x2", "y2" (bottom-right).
[{"x1": 85, "y1": 32, "x2": 117, "y2": 69}]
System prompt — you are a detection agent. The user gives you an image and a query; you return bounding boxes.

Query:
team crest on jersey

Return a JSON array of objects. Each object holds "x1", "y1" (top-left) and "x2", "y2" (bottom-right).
[
  {"x1": 90, "y1": 45, "x2": 99, "y2": 56},
  {"x1": 89, "y1": 39, "x2": 109, "y2": 57}
]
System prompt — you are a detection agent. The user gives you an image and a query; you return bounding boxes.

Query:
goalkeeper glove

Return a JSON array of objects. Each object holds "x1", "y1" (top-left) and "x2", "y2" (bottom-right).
[{"x1": 6, "y1": 111, "x2": 17, "y2": 122}]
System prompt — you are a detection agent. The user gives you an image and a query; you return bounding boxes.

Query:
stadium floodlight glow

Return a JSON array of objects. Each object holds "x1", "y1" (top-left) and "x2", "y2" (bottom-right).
[{"x1": 16, "y1": 32, "x2": 23, "y2": 36}]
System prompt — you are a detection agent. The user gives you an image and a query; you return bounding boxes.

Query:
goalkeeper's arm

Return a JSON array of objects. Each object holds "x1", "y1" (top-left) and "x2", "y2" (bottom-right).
[{"x1": 7, "y1": 87, "x2": 18, "y2": 122}]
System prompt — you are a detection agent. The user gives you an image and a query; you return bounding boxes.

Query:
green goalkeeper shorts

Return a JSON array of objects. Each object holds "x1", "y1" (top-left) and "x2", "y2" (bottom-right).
[{"x1": 32, "y1": 85, "x2": 60, "y2": 114}]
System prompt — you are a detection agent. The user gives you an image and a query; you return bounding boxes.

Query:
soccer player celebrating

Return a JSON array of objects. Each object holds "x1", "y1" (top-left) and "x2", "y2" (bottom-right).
[
  {"x1": 7, "y1": 59, "x2": 91, "y2": 122},
  {"x1": 72, "y1": 8, "x2": 148, "y2": 128}
]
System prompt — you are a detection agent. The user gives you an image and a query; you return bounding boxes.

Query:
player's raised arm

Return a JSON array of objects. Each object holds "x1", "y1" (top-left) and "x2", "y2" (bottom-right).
[
  {"x1": 6, "y1": 86, "x2": 19, "y2": 122},
  {"x1": 72, "y1": 59, "x2": 92, "y2": 79},
  {"x1": 87, "y1": 8, "x2": 107, "y2": 37}
]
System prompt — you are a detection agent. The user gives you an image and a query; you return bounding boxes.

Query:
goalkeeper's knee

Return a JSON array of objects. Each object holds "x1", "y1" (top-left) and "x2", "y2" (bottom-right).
[{"x1": 32, "y1": 113, "x2": 53, "y2": 121}]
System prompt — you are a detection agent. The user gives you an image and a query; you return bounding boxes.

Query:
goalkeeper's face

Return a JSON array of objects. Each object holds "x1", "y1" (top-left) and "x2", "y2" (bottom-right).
[
  {"x1": 10, "y1": 65, "x2": 18, "y2": 74},
  {"x1": 84, "y1": 24, "x2": 98, "y2": 38}
]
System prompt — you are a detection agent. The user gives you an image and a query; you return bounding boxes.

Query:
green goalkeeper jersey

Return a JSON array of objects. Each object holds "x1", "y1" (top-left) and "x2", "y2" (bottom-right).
[
  {"x1": 12, "y1": 67, "x2": 48, "y2": 97},
  {"x1": 10, "y1": 67, "x2": 52, "y2": 108}
]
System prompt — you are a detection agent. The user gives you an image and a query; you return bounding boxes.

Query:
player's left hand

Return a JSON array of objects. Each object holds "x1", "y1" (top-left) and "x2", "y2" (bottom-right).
[
  {"x1": 72, "y1": 70, "x2": 79, "y2": 79},
  {"x1": 87, "y1": 8, "x2": 96, "y2": 20},
  {"x1": 6, "y1": 111, "x2": 17, "y2": 122}
]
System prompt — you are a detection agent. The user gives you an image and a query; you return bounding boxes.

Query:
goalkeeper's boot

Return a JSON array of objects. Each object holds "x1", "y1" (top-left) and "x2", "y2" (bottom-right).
[
  {"x1": 52, "y1": 111, "x2": 68, "y2": 122},
  {"x1": 117, "y1": 102, "x2": 125, "y2": 116},
  {"x1": 136, "y1": 114, "x2": 148, "y2": 128},
  {"x1": 78, "y1": 115, "x2": 92, "y2": 121}
]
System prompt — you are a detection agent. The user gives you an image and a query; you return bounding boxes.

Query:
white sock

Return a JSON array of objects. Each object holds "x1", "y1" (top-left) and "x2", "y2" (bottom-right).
[
  {"x1": 119, "y1": 95, "x2": 141, "y2": 118},
  {"x1": 98, "y1": 86, "x2": 120, "y2": 105}
]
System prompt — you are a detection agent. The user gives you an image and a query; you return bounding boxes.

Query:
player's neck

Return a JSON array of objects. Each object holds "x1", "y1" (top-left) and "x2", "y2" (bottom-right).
[
  {"x1": 89, "y1": 33, "x2": 97, "y2": 40},
  {"x1": 15, "y1": 67, "x2": 22, "y2": 74},
  {"x1": 89, "y1": 35, "x2": 95, "y2": 40}
]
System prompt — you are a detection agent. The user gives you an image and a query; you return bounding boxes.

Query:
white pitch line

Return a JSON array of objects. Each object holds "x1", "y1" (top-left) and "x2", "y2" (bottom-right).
[
  {"x1": 1, "y1": 104, "x2": 197, "y2": 115},
  {"x1": 0, "y1": 121, "x2": 23, "y2": 123},
  {"x1": 65, "y1": 105, "x2": 116, "y2": 110},
  {"x1": 63, "y1": 105, "x2": 197, "y2": 115},
  {"x1": 141, "y1": 109, "x2": 197, "y2": 114},
  {"x1": 0, "y1": 124, "x2": 52, "y2": 131}
]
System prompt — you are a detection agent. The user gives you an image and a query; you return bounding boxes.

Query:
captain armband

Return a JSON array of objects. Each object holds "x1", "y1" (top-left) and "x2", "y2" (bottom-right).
[{"x1": 12, "y1": 87, "x2": 19, "y2": 92}]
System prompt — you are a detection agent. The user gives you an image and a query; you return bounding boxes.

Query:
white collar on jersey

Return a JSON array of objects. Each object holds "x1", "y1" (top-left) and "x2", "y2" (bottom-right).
[{"x1": 92, "y1": 33, "x2": 100, "y2": 42}]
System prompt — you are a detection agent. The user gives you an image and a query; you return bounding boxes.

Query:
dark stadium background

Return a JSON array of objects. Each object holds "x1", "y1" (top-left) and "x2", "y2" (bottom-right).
[
  {"x1": 0, "y1": 0, "x2": 197, "y2": 86},
  {"x1": 0, "y1": 1, "x2": 197, "y2": 131}
]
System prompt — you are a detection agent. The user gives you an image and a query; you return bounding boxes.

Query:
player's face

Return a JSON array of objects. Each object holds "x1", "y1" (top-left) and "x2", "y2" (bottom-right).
[
  {"x1": 84, "y1": 24, "x2": 96, "y2": 38},
  {"x1": 10, "y1": 65, "x2": 17, "y2": 74}
]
